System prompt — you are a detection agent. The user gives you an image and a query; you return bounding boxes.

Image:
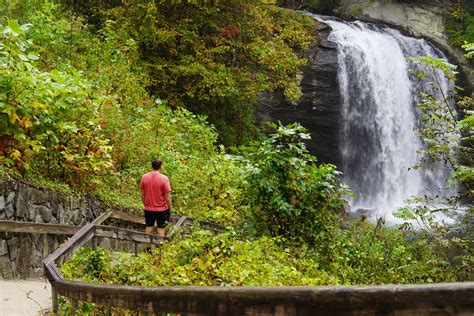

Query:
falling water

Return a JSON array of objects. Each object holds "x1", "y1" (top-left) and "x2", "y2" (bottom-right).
[{"x1": 313, "y1": 16, "x2": 453, "y2": 222}]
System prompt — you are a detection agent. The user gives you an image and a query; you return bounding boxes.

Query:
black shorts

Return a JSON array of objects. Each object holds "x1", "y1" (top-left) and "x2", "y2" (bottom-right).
[{"x1": 144, "y1": 210, "x2": 170, "y2": 228}]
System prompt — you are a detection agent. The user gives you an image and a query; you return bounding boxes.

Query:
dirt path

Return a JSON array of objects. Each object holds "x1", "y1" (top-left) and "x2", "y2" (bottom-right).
[{"x1": 0, "y1": 279, "x2": 51, "y2": 315}]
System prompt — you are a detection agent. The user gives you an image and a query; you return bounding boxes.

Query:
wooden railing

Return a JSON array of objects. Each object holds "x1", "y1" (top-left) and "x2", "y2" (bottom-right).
[{"x1": 36, "y1": 211, "x2": 474, "y2": 315}]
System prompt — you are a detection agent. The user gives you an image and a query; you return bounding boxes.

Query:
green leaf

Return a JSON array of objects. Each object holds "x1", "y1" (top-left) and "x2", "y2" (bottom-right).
[
  {"x1": 27, "y1": 54, "x2": 39, "y2": 61},
  {"x1": 7, "y1": 20, "x2": 23, "y2": 35}
]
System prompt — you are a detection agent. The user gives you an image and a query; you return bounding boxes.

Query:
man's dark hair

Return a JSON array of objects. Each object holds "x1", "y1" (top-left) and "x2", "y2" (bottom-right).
[{"x1": 151, "y1": 158, "x2": 163, "y2": 170}]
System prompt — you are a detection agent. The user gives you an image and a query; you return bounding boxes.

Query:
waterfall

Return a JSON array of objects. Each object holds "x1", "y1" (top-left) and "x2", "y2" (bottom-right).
[{"x1": 312, "y1": 16, "x2": 453, "y2": 222}]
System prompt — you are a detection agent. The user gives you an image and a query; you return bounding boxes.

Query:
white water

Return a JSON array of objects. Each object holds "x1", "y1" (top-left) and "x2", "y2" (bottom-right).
[{"x1": 313, "y1": 16, "x2": 454, "y2": 223}]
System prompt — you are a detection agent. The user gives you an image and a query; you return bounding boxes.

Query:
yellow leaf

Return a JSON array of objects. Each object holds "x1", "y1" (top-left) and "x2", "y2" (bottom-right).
[
  {"x1": 11, "y1": 150, "x2": 21, "y2": 160},
  {"x1": 20, "y1": 117, "x2": 33, "y2": 128},
  {"x1": 64, "y1": 153, "x2": 75, "y2": 162},
  {"x1": 8, "y1": 112, "x2": 19, "y2": 124},
  {"x1": 32, "y1": 102, "x2": 46, "y2": 110}
]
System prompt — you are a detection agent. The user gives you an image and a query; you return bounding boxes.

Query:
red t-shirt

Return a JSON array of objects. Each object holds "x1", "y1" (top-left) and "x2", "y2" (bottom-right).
[{"x1": 140, "y1": 171, "x2": 171, "y2": 211}]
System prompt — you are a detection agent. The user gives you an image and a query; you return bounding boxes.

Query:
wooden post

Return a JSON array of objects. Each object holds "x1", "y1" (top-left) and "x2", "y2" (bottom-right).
[
  {"x1": 51, "y1": 283, "x2": 58, "y2": 315},
  {"x1": 72, "y1": 298, "x2": 78, "y2": 315},
  {"x1": 134, "y1": 241, "x2": 139, "y2": 256},
  {"x1": 91, "y1": 236, "x2": 97, "y2": 250}
]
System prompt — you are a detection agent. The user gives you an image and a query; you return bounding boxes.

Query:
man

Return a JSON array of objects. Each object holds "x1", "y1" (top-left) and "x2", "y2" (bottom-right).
[{"x1": 140, "y1": 158, "x2": 172, "y2": 249}]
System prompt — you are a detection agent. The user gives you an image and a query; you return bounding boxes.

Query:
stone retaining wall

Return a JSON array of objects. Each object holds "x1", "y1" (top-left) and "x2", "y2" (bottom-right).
[{"x1": 0, "y1": 178, "x2": 108, "y2": 279}]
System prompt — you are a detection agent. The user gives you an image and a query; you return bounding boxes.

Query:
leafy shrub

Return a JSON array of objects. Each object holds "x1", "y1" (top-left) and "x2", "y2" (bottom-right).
[
  {"x1": 62, "y1": 226, "x2": 458, "y2": 289},
  {"x1": 238, "y1": 122, "x2": 348, "y2": 245},
  {"x1": 392, "y1": 47, "x2": 474, "y2": 282},
  {"x1": 97, "y1": 104, "x2": 243, "y2": 224},
  {"x1": 446, "y1": 0, "x2": 474, "y2": 49},
  {"x1": 0, "y1": 21, "x2": 112, "y2": 185},
  {"x1": 327, "y1": 222, "x2": 458, "y2": 284},
  {"x1": 62, "y1": 232, "x2": 338, "y2": 287}
]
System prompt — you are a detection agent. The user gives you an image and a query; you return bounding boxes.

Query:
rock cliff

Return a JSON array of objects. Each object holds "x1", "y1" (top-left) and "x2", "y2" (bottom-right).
[
  {"x1": 256, "y1": 21, "x2": 342, "y2": 166},
  {"x1": 337, "y1": 0, "x2": 473, "y2": 95}
]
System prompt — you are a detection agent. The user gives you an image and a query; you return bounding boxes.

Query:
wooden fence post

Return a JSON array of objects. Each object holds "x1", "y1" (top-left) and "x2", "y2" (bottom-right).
[
  {"x1": 72, "y1": 298, "x2": 78, "y2": 315},
  {"x1": 51, "y1": 283, "x2": 58, "y2": 315}
]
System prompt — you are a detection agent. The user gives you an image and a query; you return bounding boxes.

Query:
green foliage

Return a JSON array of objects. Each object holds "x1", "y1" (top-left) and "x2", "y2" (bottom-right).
[
  {"x1": 61, "y1": 226, "x2": 458, "y2": 293},
  {"x1": 409, "y1": 55, "x2": 473, "y2": 199},
  {"x1": 98, "y1": 104, "x2": 243, "y2": 223},
  {"x1": 393, "y1": 46, "x2": 474, "y2": 281},
  {"x1": 277, "y1": 0, "x2": 341, "y2": 13},
  {"x1": 238, "y1": 123, "x2": 348, "y2": 244},
  {"x1": 0, "y1": 20, "x2": 112, "y2": 185},
  {"x1": 0, "y1": 0, "x2": 42, "y2": 25},
  {"x1": 446, "y1": 0, "x2": 474, "y2": 50},
  {"x1": 394, "y1": 200, "x2": 473, "y2": 281},
  {"x1": 463, "y1": 41, "x2": 474, "y2": 58},
  {"x1": 0, "y1": 2, "x2": 243, "y2": 223},
  {"x1": 62, "y1": 246, "x2": 112, "y2": 282},
  {"x1": 327, "y1": 221, "x2": 458, "y2": 284},
  {"x1": 66, "y1": 0, "x2": 316, "y2": 145}
]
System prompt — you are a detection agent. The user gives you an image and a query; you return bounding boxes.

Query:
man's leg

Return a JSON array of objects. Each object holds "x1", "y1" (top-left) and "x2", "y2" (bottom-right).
[
  {"x1": 144, "y1": 227, "x2": 154, "y2": 252},
  {"x1": 145, "y1": 226, "x2": 154, "y2": 235},
  {"x1": 157, "y1": 227, "x2": 165, "y2": 237},
  {"x1": 144, "y1": 211, "x2": 155, "y2": 252},
  {"x1": 156, "y1": 210, "x2": 171, "y2": 238}
]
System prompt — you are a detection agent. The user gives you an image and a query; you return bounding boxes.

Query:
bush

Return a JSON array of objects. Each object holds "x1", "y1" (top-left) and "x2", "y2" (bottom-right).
[
  {"x1": 446, "y1": 1, "x2": 474, "y2": 49},
  {"x1": 238, "y1": 122, "x2": 348, "y2": 245},
  {"x1": 0, "y1": 21, "x2": 112, "y2": 185}
]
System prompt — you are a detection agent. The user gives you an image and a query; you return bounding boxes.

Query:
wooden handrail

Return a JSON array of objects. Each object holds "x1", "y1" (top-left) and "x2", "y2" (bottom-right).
[
  {"x1": 51, "y1": 280, "x2": 474, "y2": 315},
  {"x1": 167, "y1": 216, "x2": 187, "y2": 238},
  {"x1": 109, "y1": 209, "x2": 145, "y2": 225},
  {"x1": 0, "y1": 220, "x2": 80, "y2": 235},
  {"x1": 43, "y1": 211, "x2": 112, "y2": 266},
  {"x1": 42, "y1": 210, "x2": 474, "y2": 315},
  {"x1": 109, "y1": 209, "x2": 223, "y2": 232}
]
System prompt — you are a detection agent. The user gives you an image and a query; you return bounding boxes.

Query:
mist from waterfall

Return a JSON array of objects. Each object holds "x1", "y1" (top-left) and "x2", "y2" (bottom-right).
[{"x1": 313, "y1": 16, "x2": 454, "y2": 222}]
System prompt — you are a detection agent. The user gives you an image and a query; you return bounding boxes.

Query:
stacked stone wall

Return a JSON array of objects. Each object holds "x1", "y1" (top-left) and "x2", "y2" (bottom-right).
[{"x1": 0, "y1": 179, "x2": 107, "y2": 279}]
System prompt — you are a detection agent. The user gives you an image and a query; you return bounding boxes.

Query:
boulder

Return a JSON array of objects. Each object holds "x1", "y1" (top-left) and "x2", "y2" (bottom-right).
[
  {"x1": 28, "y1": 186, "x2": 50, "y2": 205},
  {"x1": 347, "y1": 208, "x2": 377, "y2": 221},
  {"x1": 7, "y1": 237, "x2": 19, "y2": 261},
  {"x1": 0, "y1": 196, "x2": 5, "y2": 212}
]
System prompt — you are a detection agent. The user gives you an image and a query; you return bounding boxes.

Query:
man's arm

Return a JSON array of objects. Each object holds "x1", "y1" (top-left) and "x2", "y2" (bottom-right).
[
  {"x1": 140, "y1": 178, "x2": 146, "y2": 207},
  {"x1": 165, "y1": 191, "x2": 172, "y2": 212}
]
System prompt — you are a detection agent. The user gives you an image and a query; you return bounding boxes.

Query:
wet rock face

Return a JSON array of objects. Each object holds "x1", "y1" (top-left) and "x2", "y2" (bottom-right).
[
  {"x1": 256, "y1": 23, "x2": 342, "y2": 166},
  {"x1": 337, "y1": 0, "x2": 473, "y2": 96}
]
